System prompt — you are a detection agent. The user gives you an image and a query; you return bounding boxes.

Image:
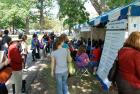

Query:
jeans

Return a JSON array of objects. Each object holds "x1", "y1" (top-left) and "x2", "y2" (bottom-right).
[{"x1": 55, "y1": 71, "x2": 69, "y2": 94}]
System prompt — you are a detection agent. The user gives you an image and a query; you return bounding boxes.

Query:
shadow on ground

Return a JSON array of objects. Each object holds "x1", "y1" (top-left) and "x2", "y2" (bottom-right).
[{"x1": 27, "y1": 60, "x2": 118, "y2": 94}]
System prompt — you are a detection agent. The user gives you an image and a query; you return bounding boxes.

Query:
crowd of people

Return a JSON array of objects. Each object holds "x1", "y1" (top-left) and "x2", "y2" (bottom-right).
[{"x1": 0, "y1": 29, "x2": 140, "y2": 94}]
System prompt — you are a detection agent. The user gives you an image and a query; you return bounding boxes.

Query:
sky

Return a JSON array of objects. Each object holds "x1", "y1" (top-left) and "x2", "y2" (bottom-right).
[
  {"x1": 50, "y1": 0, "x2": 98, "y2": 19},
  {"x1": 84, "y1": 0, "x2": 98, "y2": 18}
]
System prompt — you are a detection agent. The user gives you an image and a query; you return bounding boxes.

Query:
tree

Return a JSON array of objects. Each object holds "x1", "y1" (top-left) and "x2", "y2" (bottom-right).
[
  {"x1": 0, "y1": 0, "x2": 32, "y2": 34},
  {"x1": 35, "y1": 0, "x2": 53, "y2": 31},
  {"x1": 89, "y1": 0, "x2": 102, "y2": 15},
  {"x1": 106, "y1": 0, "x2": 135, "y2": 9},
  {"x1": 89, "y1": 0, "x2": 135, "y2": 15},
  {"x1": 58, "y1": 0, "x2": 89, "y2": 34}
]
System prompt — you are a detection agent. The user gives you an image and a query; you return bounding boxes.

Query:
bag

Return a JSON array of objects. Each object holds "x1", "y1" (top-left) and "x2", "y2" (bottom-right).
[
  {"x1": 66, "y1": 48, "x2": 75, "y2": 75},
  {"x1": 39, "y1": 43, "x2": 44, "y2": 49},
  {"x1": 68, "y1": 61, "x2": 76, "y2": 75},
  {"x1": 108, "y1": 58, "x2": 118, "y2": 83},
  {"x1": 0, "y1": 65, "x2": 12, "y2": 83}
]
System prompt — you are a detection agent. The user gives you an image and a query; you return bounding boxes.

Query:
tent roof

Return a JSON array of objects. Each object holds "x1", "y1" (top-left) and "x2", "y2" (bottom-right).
[{"x1": 88, "y1": 0, "x2": 140, "y2": 26}]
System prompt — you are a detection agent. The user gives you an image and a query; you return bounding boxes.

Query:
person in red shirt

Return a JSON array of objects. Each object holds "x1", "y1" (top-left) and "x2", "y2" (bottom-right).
[
  {"x1": 116, "y1": 32, "x2": 140, "y2": 94},
  {"x1": 89, "y1": 42, "x2": 101, "y2": 74},
  {"x1": 8, "y1": 38, "x2": 23, "y2": 94}
]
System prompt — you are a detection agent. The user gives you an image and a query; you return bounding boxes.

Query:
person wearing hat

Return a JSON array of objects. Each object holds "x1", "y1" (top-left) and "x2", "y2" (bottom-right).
[{"x1": 8, "y1": 36, "x2": 23, "y2": 94}]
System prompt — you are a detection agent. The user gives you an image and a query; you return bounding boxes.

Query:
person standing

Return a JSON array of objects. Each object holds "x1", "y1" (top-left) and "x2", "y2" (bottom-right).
[
  {"x1": 51, "y1": 37, "x2": 72, "y2": 94},
  {"x1": 1, "y1": 30, "x2": 11, "y2": 55},
  {"x1": 31, "y1": 33, "x2": 40, "y2": 61},
  {"x1": 115, "y1": 32, "x2": 140, "y2": 94},
  {"x1": 8, "y1": 38, "x2": 23, "y2": 94},
  {"x1": 21, "y1": 34, "x2": 28, "y2": 69}
]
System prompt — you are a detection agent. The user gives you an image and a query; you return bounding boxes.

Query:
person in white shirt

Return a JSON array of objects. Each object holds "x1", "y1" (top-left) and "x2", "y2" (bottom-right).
[{"x1": 51, "y1": 37, "x2": 72, "y2": 94}]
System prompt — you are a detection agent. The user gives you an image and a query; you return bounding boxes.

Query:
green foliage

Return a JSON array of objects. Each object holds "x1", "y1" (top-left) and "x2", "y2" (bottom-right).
[
  {"x1": 105, "y1": 0, "x2": 135, "y2": 9},
  {"x1": 58, "y1": 0, "x2": 89, "y2": 28},
  {"x1": 36, "y1": 0, "x2": 53, "y2": 9},
  {"x1": 0, "y1": 0, "x2": 32, "y2": 29},
  {"x1": 30, "y1": 16, "x2": 62, "y2": 32}
]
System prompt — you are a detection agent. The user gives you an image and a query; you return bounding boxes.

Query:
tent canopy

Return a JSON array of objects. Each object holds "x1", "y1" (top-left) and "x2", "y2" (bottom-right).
[{"x1": 88, "y1": 1, "x2": 140, "y2": 26}]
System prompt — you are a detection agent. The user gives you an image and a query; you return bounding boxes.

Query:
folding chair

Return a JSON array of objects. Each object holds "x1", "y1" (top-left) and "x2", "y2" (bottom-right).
[{"x1": 75, "y1": 57, "x2": 90, "y2": 78}]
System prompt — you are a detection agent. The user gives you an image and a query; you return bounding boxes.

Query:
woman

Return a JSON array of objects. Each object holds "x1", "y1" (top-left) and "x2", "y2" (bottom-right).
[
  {"x1": 60, "y1": 34, "x2": 69, "y2": 48},
  {"x1": 31, "y1": 34, "x2": 40, "y2": 61},
  {"x1": 21, "y1": 34, "x2": 28, "y2": 68},
  {"x1": 76, "y1": 46, "x2": 90, "y2": 67},
  {"x1": 116, "y1": 32, "x2": 140, "y2": 94},
  {"x1": 51, "y1": 37, "x2": 72, "y2": 94}
]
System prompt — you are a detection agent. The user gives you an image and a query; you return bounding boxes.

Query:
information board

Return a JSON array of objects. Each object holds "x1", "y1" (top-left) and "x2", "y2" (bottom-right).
[{"x1": 96, "y1": 19, "x2": 128, "y2": 89}]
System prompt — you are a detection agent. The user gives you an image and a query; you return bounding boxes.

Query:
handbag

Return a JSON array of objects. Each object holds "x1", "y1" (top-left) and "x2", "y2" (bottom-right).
[
  {"x1": 68, "y1": 61, "x2": 76, "y2": 75},
  {"x1": 108, "y1": 57, "x2": 118, "y2": 83},
  {"x1": 66, "y1": 49, "x2": 75, "y2": 76},
  {"x1": 0, "y1": 65, "x2": 12, "y2": 83}
]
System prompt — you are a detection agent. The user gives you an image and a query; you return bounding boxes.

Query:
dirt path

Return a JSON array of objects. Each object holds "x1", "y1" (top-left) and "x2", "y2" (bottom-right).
[{"x1": 28, "y1": 60, "x2": 118, "y2": 94}]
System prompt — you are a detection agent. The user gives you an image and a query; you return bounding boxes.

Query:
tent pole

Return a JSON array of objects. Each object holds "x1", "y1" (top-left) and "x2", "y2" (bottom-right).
[{"x1": 90, "y1": 27, "x2": 93, "y2": 51}]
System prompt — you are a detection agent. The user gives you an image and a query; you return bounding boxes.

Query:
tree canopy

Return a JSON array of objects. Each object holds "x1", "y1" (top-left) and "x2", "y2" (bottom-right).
[
  {"x1": 106, "y1": 0, "x2": 135, "y2": 9},
  {"x1": 90, "y1": 0, "x2": 135, "y2": 14},
  {"x1": 58, "y1": 0, "x2": 89, "y2": 29},
  {"x1": 0, "y1": 0, "x2": 32, "y2": 30}
]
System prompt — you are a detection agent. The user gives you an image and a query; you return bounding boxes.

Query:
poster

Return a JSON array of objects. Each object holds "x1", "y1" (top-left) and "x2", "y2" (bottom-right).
[
  {"x1": 96, "y1": 19, "x2": 127, "y2": 89},
  {"x1": 0, "y1": 51, "x2": 4, "y2": 63}
]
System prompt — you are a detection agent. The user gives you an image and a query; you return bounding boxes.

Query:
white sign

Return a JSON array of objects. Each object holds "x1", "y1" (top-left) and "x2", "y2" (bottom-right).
[
  {"x1": 106, "y1": 19, "x2": 128, "y2": 30},
  {"x1": 97, "y1": 19, "x2": 128, "y2": 89},
  {"x1": 0, "y1": 51, "x2": 4, "y2": 63},
  {"x1": 80, "y1": 26, "x2": 91, "y2": 32},
  {"x1": 97, "y1": 31, "x2": 126, "y2": 88}
]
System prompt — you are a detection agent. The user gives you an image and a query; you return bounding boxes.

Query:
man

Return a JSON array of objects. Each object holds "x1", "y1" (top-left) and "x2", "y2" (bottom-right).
[
  {"x1": 8, "y1": 37, "x2": 23, "y2": 94},
  {"x1": 2, "y1": 30, "x2": 11, "y2": 54}
]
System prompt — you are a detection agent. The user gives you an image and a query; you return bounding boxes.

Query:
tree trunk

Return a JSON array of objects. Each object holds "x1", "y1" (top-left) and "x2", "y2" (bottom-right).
[
  {"x1": 68, "y1": 26, "x2": 71, "y2": 36},
  {"x1": 25, "y1": 17, "x2": 29, "y2": 34},
  {"x1": 89, "y1": 0, "x2": 102, "y2": 15},
  {"x1": 39, "y1": 0, "x2": 45, "y2": 32},
  {"x1": 13, "y1": 19, "x2": 15, "y2": 34}
]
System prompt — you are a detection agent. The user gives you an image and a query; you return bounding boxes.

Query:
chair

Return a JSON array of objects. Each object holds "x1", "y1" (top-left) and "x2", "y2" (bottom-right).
[{"x1": 75, "y1": 56, "x2": 90, "y2": 78}]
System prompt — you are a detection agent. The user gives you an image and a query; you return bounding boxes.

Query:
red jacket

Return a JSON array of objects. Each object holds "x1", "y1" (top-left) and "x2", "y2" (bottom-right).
[
  {"x1": 118, "y1": 47, "x2": 140, "y2": 88},
  {"x1": 8, "y1": 42, "x2": 23, "y2": 71}
]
